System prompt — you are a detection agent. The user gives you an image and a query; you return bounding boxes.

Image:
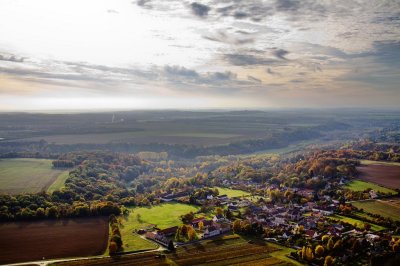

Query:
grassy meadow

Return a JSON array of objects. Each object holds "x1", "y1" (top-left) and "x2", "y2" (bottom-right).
[
  {"x1": 216, "y1": 187, "x2": 251, "y2": 198},
  {"x1": 329, "y1": 215, "x2": 386, "y2": 231},
  {"x1": 0, "y1": 158, "x2": 69, "y2": 194},
  {"x1": 345, "y1": 180, "x2": 396, "y2": 194},
  {"x1": 120, "y1": 203, "x2": 200, "y2": 252}
]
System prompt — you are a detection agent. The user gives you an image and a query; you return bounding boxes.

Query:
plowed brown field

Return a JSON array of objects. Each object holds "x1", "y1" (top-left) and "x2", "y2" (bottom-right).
[
  {"x1": 0, "y1": 218, "x2": 108, "y2": 264},
  {"x1": 357, "y1": 164, "x2": 400, "y2": 189}
]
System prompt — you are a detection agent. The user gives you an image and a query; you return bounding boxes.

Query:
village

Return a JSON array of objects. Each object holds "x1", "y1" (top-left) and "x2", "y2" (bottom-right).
[{"x1": 138, "y1": 174, "x2": 399, "y2": 265}]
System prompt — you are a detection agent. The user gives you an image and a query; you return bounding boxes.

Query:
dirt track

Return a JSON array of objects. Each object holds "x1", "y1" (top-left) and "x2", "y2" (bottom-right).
[
  {"x1": 358, "y1": 164, "x2": 400, "y2": 189},
  {"x1": 0, "y1": 218, "x2": 109, "y2": 265}
]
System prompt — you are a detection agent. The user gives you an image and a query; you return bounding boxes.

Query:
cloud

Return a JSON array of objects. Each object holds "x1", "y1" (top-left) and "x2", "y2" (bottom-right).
[
  {"x1": 224, "y1": 54, "x2": 278, "y2": 66},
  {"x1": 247, "y1": 75, "x2": 262, "y2": 83},
  {"x1": 107, "y1": 9, "x2": 119, "y2": 14},
  {"x1": 203, "y1": 30, "x2": 255, "y2": 45},
  {"x1": 208, "y1": 71, "x2": 236, "y2": 82},
  {"x1": 0, "y1": 54, "x2": 25, "y2": 63},
  {"x1": 275, "y1": 0, "x2": 301, "y2": 12},
  {"x1": 290, "y1": 79, "x2": 304, "y2": 83},
  {"x1": 190, "y1": 2, "x2": 210, "y2": 17},
  {"x1": 136, "y1": 0, "x2": 152, "y2": 9},
  {"x1": 267, "y1": 68, "x2": 282, "y2": 77},
  {"x1": 272, "y1": 49, "x2": 289, "y2": 60},
  {"x1": 163, "y1": 65, "x2": 199, "y2": 81}
]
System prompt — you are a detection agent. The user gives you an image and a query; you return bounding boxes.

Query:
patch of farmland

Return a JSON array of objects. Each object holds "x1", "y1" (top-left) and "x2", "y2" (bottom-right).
[
  {"x1": 0, "y1": 218, "x2": 108, "y2": 264},
  {"x1": 345, "y1": 180, "x2": 396, "y2": 194},
  {"x1": 329, "y1": 215, "x2": 386, "y2": 231},
  {"x1": 352, "y1": 199, "x2": 400, "y2": 221},
  {"x1": 55, "y1": 235, "x2": 297, "y2": 266},
  {"x1": 19, "y1": 131, "x2": 243, "y2": 145},
  {"x1": 0, "y1": 158, "x2": 69, "y2": 194},
  {"x1": 215, "y1": 187, "x2": 251, "y2": 198},
  {"x1": 357, "y1": 163, "x2": 400, "y2": 189},
  {"x1": 121, "y1": 203, "x2": 200, "y2": 252}
]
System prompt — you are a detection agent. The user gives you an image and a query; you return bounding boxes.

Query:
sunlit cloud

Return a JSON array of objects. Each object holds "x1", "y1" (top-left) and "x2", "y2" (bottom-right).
[{"x1": 0, "y1": 0, "x2": 399, "y2": 110}]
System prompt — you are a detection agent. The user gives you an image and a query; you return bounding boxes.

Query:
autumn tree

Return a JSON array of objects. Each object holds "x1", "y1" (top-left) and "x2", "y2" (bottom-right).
[
  {"x1": 333, "y1": 239, "x2": 342, "y2": 251},
  {"x1": 181, "y1": 212, "x2": 194, "y2": 224},
  {"x1": 322, "y1": 235, "x2": 329, "y2": 243},
  {"x1": 233, "y1": 220, "x2": 241, "y2": 233},
  {"x1": 327, "y1": 237, "x2": 334, "y2": 251},
  {"x1": 315, "y1": 245, "x2": 325, "y2": 257},
  {"x1": 324, "y1": 256, "x2": 334, "y2": 266},
  {"x1": 109, "y1": 241, "x2": 118, "y2": 254},
  {"x1": 305, "y1": 246, "x2": 314, "y2": 262},
  {"x1": 198, "y1": 221, "x2": 204, "y2": 231}
]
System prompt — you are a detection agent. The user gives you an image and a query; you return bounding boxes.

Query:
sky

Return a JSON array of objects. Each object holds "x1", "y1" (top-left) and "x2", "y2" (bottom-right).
[{"x1": 0, "y1": 0, "x2": 399, "y2": 111}]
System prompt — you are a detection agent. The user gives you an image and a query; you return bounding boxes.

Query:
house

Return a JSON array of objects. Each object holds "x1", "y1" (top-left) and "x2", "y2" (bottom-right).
[
  {"x1": 305, "y1": 229, "x2": 318, "y2": 239},
  {"x1": 296, "y1": 189, "x2": 314, "y2": 198},
  {"x1": 157, "y1": 226, "x2": 178, "y2": 237},
  {"x1": 312, "y1": 208, "x2": 333, "y2": 216},
  {"x1": 219, "y1": 222, "x2": 231, "y2": 233},
  {"x1": 146, "y1": 232, "x2": 170, "y2": 247},
  {"x1": 286, "y1": 210, "x2": 302, "y2": 221},
  {"x1": 212, "y1": 214, "x2": 225, "y2": 223},
  {"x1": 365, "y1": 233, "x2": 380, "y2": 242},
  {"x1": 160, "y1": 191, "x2": 189, "y2": 202},
  {"x1": 203, "y1": 219, "x2": 213, "y2": 227},
  {"x1": 369, "y1": 190, "x2": 378, "y2": 199},
  {"x1": 272, "y1": 215, "x2": 286, "y2": 226},
  {"x1": 228, "y1": 205, "x2": 238, "y2": 211},
  {"x1": 203, "y1": 226, "x2": 220, "y2": 238},
  {"x1": 217, "y1": 194, "x2": 228, "y2": 201}
]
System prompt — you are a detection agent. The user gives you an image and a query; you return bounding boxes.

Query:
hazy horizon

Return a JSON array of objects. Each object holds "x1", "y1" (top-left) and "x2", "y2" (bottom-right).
[
  {"x1": 1, "y1": 107, "x2": 400, "y2": 115},
  {"x1": 1, "y1": 0, "x2": 399, "y2": 111}
]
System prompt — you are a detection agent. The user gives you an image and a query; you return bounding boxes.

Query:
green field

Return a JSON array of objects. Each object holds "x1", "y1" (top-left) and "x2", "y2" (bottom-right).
[
  {"x1": 216, "y1": 187, "x2": 251, "y2": 198},
  {"x1": 120, "y1": 203, "x2": 200, "y2": 252},
  {"x1": 24, "y1": 131, "x2": 243, "y2": 145},
  {"x1": 360, "y1": 160, "x2": 400, "y2": 166},
  {"x1": 47, "y1": 171, "x2": 70, "y2": 193},
  {"x1": 0, "y1": 158, "x2": 69, "y2": 194},
  {"x1": 352, "y1": 200, "x2": 400, "y2": 221},
  {"x1": 329, "y1": 215, "x2": 386, "y2": 231},
  {"x1": 345, "y1": 180, "x2": 396, "y2": 194}
]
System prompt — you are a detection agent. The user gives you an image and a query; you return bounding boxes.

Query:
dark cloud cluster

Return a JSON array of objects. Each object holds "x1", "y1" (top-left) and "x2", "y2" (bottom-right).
[
  {"x1": 190, "y1": 2, "x2": 210, "y2": 17},
  {"x1": 224, "y1": 48, "x2": 291, "y2": 67},
  {"x1": 272, "y1": 49, "x2": 289, "y2": 60},
  {"x1": 203, "y1": 30, "x2": 255, "y2": 45},
  {"x1": 136, "y1": 0, "x2": 152, "y2": 9},
  {"x1": 1, "y1": 56, "x2": 263, "y2": 96},
  {"x1": 224, "y1": 54, "x2": 278, "y2": 66},
  {"x1": 162, "y1": 65, "x2": 239, "y2": 85}
]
